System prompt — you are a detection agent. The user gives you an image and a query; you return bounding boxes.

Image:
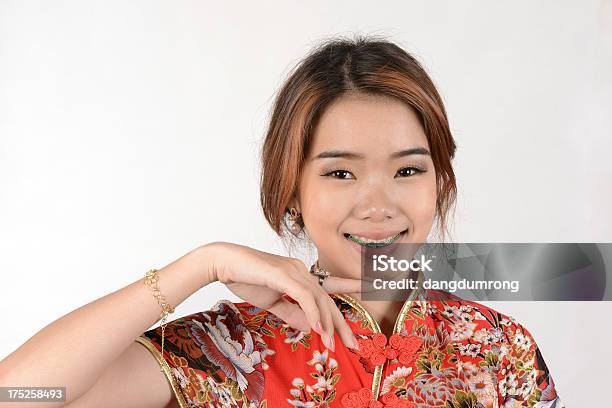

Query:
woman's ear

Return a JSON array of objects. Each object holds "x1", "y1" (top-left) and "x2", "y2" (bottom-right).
[{"x1": 287, "y1": 195, "x2": 301, "y2": 213}]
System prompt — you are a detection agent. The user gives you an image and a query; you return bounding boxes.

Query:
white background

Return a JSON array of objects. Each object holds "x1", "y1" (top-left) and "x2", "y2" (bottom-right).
[{"x1": 1, "y1": 1, "x2": 611, "y2": 406}]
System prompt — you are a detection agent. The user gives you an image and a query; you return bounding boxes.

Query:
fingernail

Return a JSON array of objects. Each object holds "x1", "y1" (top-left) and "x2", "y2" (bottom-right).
[
  {"x1": 351, "y1": 335, "x2": 360, "y2": 351},
  {"x1": 328, "y1": 334, "x2": 335, "y2": 352},
  {"x1": 314, "y1": 320, "x2": 323, "y2": 335}
]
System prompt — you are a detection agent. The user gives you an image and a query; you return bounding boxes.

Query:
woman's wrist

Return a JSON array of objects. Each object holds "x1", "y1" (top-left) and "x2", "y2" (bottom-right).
[{"x1": 194, "y1": 242, "x2": 223, "y2": 287}]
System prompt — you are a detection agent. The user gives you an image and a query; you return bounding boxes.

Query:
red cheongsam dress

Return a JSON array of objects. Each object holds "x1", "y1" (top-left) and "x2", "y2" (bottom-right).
[{"x1": 135, "y1": 288, "x2": 564, "y2": 408}]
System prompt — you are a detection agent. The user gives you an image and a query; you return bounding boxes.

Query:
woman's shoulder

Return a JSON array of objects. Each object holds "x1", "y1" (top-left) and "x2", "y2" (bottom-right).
[
  {"x1": 424, "y1": 289, "x2": 547, "y2": 363},
  {"x1": 426, "y1": 289, "x2": 535, "y2": 335},
  {"x1": 139, "y1": 298, "x2": 279, "y2": 341},
  {"x1": 135, "y1": 298, "x2": 278, "y2": 407},
  {"x1": 423, "y1": 289, "x2": 564, "y2": 406}
]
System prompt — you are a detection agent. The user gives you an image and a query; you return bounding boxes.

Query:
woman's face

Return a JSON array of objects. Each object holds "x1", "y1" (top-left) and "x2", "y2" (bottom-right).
[{"x1": 294, "y1": 93, "x2": 437, "y2": 278}]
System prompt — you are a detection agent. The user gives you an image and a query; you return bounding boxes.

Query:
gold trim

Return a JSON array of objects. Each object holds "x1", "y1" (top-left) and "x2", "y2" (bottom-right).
[
  {"x1": 333, "y1": 292, "x2": 384, "y2": 400},
  {"x1": 134, "y1": 336, "x2": 189, "y2": 408},
  {"x1": 393, "y1": 270, "x2": 425, "y2": 334},
  {"x1": 333, "y1": 270, "x2": 426, "y2": 401}
]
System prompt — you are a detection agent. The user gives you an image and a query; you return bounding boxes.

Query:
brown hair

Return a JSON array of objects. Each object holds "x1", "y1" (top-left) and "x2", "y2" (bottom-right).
[{"x1": 260, "y1": 34, "x2": 457, "y2": 245}]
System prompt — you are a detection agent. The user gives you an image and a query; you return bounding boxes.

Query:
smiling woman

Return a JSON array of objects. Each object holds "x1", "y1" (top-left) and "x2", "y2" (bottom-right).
[
  {"x1": 290, "y1": 94, "x2": 439, "y2": 295},
  {"x1": 253, "y1": 35, "x2": 563, "y2": 407},
  {"x1": 260, "y1": 40, "x2": 457, "y2": 249},
  {"x1": 0, "y1": 34, "x2": 564, "y2": 408}
]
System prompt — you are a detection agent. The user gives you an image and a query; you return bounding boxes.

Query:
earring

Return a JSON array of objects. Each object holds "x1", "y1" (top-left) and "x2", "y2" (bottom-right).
[{"x1": 288, "y1": 207, "x2": 302, "y2": 234}]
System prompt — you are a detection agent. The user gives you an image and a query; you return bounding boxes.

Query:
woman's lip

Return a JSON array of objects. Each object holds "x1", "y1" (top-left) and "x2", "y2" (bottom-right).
[
  {"x1": 345, "y1": 229, "x2": 407, "y2": 256},
  {"x1": 344, "y1": 230, "x2": 405, "y2": 240},
  {"x1": 347, "y1": 235, "x2": 365, "y2": 255}
]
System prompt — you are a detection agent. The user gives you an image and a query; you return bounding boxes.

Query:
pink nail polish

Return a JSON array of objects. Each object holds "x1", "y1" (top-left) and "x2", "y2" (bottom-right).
[{"x1": 314, "y1": 320, "x2": 323, "y2": 334}]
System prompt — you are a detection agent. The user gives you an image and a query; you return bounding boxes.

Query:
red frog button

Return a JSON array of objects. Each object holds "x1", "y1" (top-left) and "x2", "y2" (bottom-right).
[{"x1": 355, "y1": 332, "x2": 423, "y2": 367}]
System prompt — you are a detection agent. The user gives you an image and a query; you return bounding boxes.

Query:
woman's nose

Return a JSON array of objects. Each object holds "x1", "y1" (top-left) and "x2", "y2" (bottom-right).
[
  {"x1": 354, "y1": 184, "x2": 398, "y2": 221},
  {"x1": 362, "y1": 205, "x2": 394, "y2": 221}
]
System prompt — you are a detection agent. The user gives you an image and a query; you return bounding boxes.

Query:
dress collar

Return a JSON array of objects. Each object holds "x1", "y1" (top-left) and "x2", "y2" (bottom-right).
[
  {"x1": 330, "y1": 269, "x2": 430, "y2": 336},
  {"x1": 329, "y1": 271, "x2": 434, "y2": 401}
]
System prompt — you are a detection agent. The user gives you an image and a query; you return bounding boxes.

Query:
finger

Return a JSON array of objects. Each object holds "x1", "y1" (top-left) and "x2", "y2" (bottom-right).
[
  {"x1": 327, "y1": 294, "x2": 359, "y2": 350},
  {"x1": 343, "y1": 292, "x2": 366, "y2": 300},
  {"x1": 318, "y1": 275, "x2": 377, "y2": 294},
  {"x1": 223, "y1": 260, "x2": 328, "y2": 340},
  {"x1": 307, "y1": 279, "x2": 336, "y2": 351},
  {"x1": 292, "y1": 270, "x2": 337, "y2": 351},
  {"x1": 266, "y1": 297, "x2": 312, "y2": 333},
  {"x1": 306, "y1": 275, "x2": 361, "y2": 350},
  {"x1": 273, "y1": 271, "x2": 331, "y2": 346}
]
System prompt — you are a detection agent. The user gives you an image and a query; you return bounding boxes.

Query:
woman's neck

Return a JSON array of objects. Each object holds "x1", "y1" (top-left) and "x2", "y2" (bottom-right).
[
  {"x1": 318, "y1": 258, "x2": 420, "y2": 337},
  {"x1": 351, "y1": 296, "x2": 406, "y2": 338}
]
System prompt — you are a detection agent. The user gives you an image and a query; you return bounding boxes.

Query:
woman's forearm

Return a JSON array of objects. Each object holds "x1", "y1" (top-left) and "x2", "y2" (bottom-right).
[{"x1": 0, "y1": 244, "x2": 217, "y2": 406}]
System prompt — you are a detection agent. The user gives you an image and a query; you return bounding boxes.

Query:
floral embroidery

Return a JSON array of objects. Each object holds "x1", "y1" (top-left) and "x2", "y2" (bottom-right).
[
  {"x1": 356, "y1": 333, "x2": 423, "y2": 367},
  {"x1": 287, "y1": 349, "x2": 341, "y2": 407},
  {"x1": 380, "y1": 366, "x2": 412, "y2": 394},
  {"x1": 137, "y1": 299, "x2": 274, "y2": 407},
  {"x1": 136, "y1": 293, "x2": 564, "y2": 408},
  {"x1": 187, "y1": 303, "x2": 272, "y2": 401},
  {"x1": 340, "y1": 387, "x2": 416, "y2": 408},
  {"x1": 247, "y1": 302, "x2": 314, "y2": 352}
]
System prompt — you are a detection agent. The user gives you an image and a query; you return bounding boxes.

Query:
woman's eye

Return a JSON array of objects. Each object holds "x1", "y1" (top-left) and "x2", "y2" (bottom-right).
[
  {"x1": 323, "y1": 170, "x2": 355, "y2": 179},
  {"x1": 322, "y1": 167, "x2": 425, "y2": 179},
  {"x1": 396, "y1": 166, "x2": 425, "y2": 178}
]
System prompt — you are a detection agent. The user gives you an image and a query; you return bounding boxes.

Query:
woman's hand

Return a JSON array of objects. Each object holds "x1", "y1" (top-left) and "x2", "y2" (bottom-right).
[{"x1": 203, "y1": 241, "x2": 364, "y2": 351}]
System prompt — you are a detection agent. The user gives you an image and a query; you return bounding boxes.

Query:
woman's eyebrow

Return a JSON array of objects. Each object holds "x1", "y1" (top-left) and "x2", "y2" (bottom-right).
[{"x1": 312, "y1": 147, "x2": 431, "y2": 160}]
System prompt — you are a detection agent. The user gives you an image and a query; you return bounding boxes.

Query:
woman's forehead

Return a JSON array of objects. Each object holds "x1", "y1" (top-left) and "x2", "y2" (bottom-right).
[{"x1": 309, "y1": 95, "x2": 429, "y2": 159}]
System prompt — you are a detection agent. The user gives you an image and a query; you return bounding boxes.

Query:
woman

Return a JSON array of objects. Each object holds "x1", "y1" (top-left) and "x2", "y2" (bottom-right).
[{"x1": 0, "y1": 35, "x2": 564, "y2": 408}]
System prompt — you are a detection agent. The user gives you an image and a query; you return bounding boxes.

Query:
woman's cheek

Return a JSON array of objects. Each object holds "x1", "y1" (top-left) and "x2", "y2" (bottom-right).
[{"x1": 402, "y1": 184, "x2": 437, "y2": 236}]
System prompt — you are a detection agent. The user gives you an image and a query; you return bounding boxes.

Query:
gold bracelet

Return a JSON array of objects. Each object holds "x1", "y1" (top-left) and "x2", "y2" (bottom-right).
[{"x1": 144, "y1": 268, "x2": 175, "y2": 367}]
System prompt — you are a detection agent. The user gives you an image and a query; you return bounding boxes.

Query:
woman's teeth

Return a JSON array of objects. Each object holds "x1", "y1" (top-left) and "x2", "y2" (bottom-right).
[{"x1": 345, "y1": 231, "x2": 403, "y2": 248}]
